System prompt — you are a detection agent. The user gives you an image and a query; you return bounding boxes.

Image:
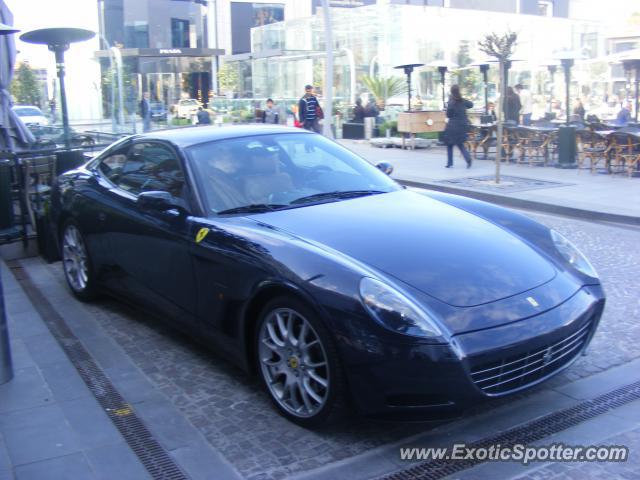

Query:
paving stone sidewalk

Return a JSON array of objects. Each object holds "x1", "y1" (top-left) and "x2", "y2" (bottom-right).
[{"x1": 339, "y1": 139, "x2": 640, "y2": 221}]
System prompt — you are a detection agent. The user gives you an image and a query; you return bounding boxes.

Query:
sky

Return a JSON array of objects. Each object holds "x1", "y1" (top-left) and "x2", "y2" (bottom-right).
[
  {"x1": 5, "y1": 0, "x2": 638, "y2": 67},
  {"x1": 6, "y1": 0, "x2": 100, "y2": 68}
]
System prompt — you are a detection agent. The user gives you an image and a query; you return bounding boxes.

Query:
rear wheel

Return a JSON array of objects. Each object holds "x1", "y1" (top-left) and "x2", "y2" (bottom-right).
[
  {"x1": 61, "y1": 222, "x2": 98, "y2": 301},
  {"x1": 256, "y1": 296, "x2": 347, "y2": 428}
]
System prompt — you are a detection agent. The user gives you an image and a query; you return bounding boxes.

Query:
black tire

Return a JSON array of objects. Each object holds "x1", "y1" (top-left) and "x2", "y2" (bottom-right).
[
  {"x1": 255, "y1": 295, "x2": 348, "y2": 428},
  {"x1": 60, "y1": 221, "x2": 99, "y2": 301}
]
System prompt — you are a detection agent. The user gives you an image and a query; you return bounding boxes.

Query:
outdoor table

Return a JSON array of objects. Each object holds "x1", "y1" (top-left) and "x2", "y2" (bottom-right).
[
  {"x1": 593, "y1": 130, "x2": 616, "y2": 138},
  {"x1": 524, "y1": 126, "x2": 558, "y2": 132}
]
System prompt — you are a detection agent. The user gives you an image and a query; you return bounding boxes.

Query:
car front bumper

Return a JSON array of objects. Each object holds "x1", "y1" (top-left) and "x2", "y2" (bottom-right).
[{"x1": 342, "y1": 284, "x2": 605, "y2": 416}]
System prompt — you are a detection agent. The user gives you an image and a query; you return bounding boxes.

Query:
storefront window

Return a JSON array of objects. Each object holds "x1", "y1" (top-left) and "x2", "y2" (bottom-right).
[{"x1": 171, "y1": 18, "x2": 190, "y2": 48}]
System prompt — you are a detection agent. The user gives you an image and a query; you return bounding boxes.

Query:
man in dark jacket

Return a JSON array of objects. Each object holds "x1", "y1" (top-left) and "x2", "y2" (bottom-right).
[
  {"x1": 298, "y1": 85, "x2": 322, "y2": 133},
  {"x1": 197, "y1": 107, "x2": 211, "y2": 125}
]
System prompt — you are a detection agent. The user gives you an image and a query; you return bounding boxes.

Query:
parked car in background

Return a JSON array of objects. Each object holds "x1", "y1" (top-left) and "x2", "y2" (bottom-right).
[
  {"x1": 150, "y1": 101, "x2": 168, "y2": 122},
  {"x1": 12, "y1": 105, "x2": 48, "y2": 126},
  {"x1": 173, "y1": 99, "x2": 201, "y2": 119}
]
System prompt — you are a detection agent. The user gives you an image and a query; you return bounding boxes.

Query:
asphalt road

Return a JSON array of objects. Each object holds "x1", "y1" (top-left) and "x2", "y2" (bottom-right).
[{"x1": 43, "y1": 208, "x2": 640, "y2": 480}]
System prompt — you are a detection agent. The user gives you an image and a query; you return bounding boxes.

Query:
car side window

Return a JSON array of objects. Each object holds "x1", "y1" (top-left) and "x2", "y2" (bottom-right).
[
  {"x1": 117, "y1": 142, "x2": 186, "y2": 198},
  {"x1": 98, "y1": 147, "x2": 128, "y2": 184}
]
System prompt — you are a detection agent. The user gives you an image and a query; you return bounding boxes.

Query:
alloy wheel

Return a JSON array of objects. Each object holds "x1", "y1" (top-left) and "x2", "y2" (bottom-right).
[
  {"x1": 258, "y1": 308, "x2": 330, "y2": 418},
  {"x1": 62, "y1": 224, "x2": 89, "y2": 292}
]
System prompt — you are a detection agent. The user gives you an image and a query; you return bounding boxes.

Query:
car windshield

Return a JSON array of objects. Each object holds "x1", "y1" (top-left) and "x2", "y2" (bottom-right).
[
  {"x1": 188, "y1": 133, "x2": 400, "y2": 215},
  {"x1": 181, "y1": 100, "x2": 198, "y2": 106},
  {"x1": 13, "y1": 107, "x2": 43, "y2": 116}
]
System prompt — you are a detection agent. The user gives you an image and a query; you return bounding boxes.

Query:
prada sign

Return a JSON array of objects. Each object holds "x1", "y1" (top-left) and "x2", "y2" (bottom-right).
[{"x1": 95, "y1": 47, "x2": 225, "y2": 58}]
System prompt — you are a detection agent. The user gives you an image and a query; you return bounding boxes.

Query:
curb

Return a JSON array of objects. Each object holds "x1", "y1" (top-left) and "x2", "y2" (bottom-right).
[{"x1": 397, "y1": 178, "x2": 640, "y2": 227}]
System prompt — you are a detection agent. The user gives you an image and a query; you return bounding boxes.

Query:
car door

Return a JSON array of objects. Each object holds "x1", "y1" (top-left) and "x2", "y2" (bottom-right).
[{"x1": 102, "y1": 140, "x2": 198, "y2": 326}]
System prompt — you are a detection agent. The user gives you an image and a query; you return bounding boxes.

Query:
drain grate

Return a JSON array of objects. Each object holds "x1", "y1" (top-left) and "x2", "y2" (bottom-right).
[
  {"x1": 8, "y1": 262, "x2": 188, "y2": 480},
  {"x1": 380, "y1": 380, "x2": 640, "y2": 480}
]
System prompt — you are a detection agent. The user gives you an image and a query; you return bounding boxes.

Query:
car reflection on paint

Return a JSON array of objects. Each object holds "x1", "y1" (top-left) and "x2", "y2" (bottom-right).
[{"x1": 50, "y1": 125, "x2": 605, "y2": 427}]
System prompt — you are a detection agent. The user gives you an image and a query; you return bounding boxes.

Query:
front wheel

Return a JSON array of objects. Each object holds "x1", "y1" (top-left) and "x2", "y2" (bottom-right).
[
  {"x1": 256, "y1": 296, "x2": 347, "y2": 428},
  {"x1": 61, "y1": 222, "x2": 98, "y2": 301}
]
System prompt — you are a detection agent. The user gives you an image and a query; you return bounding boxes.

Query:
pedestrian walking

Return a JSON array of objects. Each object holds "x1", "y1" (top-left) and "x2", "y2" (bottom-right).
[
  {"x1": 197, "y1": 106, "x2": 211, "y2": 125},
  {"x1": 515, "y1": 84, "x2": 532, "y2": 125},
  {"x1": 261, "y1": 98, "x2": 279, "y2": 124},
  {"x1": 298, "y1": 85, "x2": 323, "y2": 133},
  {"x1": 443, "y1": 85, "x2": 473, "y2": 169},
  {"x1": 504, "y1": 86, "x2": 521, "y2": 124},
  {"x1": 139, "y1": 92, "x2": 151, "y2": 132}
]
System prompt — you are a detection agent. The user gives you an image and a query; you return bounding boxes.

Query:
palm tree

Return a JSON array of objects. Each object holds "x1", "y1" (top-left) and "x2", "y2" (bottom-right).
[{"x1": 361, "y1": 75, "x2": 406, "y2": 110}]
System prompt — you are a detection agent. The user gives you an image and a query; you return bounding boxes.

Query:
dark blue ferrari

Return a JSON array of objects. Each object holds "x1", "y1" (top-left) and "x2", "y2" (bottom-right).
[{"x1": 51, "y1": 125, "x2": 605, "y2": 427}]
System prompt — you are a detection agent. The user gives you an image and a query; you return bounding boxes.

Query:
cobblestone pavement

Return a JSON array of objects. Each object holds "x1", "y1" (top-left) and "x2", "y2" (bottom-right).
[
  {"x1": 514, "y1": 427, "x2": 640, "y2": 480},
  {"x1": 44, "y1": 211, "x2": 640, "y2": 480}
]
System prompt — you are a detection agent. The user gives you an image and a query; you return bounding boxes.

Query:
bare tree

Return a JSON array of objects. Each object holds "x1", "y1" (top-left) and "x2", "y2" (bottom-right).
[{"x1": 478, "y1": 31, "x2": 517, "y2": 183}]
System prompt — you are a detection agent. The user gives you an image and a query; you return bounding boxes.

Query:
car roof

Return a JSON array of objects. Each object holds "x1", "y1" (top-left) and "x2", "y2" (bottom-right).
[{"x1": 133, "y1": 125, "x2": 311, "y2": 148}]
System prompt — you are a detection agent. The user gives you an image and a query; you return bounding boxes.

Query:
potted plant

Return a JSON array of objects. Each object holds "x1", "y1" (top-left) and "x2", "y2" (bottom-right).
[{"x1": 361, "y1": 76, "x2": 406, "y2": 111}]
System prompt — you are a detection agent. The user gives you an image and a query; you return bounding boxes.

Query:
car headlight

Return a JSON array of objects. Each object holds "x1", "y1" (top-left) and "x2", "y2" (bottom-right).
[
  {"x1": 550, "y1": 230, "x2": 598, "y2": 278},
  {"x1": 359, "y1": 277, "x2": 442, "y2": 338}
]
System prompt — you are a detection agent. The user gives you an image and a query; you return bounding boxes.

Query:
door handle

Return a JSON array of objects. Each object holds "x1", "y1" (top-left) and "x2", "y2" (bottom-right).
[{"x1": 98, "y1": 212, "x2": 107, "y2": 222}]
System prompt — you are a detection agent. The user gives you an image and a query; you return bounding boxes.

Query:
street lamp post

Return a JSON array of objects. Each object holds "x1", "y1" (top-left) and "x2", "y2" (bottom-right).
[{"x1": 20, "y1": 28, "x2": 95, "y2": 148}]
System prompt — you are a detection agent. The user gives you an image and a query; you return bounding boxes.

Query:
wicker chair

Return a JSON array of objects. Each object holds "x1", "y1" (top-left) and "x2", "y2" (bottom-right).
[
  {"x1": 576, "y1": 130, "x2": 610, "y2": 172},
  {"x1": 500, "y1": 124, "x2": 520, "y2": 162},
  {"x1": 609, "y1": 132, "x2": 640, "y2": 177}
]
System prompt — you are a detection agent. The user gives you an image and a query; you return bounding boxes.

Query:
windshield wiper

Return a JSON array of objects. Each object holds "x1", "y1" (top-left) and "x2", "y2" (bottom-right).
[
  {"x1": 217, "y1": 203, "x2": 288, "y2": 215},
  {"x1": 290, "y1": 190, "x2": 387, "y2": 205}
]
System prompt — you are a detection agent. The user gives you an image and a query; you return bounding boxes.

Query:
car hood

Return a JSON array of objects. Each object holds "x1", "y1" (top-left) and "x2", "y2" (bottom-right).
[{"x1": 251, "y1": 190, "x2": 556, "y2": 307}]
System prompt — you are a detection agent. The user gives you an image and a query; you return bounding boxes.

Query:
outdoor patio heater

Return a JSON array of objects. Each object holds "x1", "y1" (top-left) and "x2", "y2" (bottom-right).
[
  {"x1": 428, "y1": 60, "x2": 458, "y2": 110},
  {"x1": 543, "y1": 61, "x2": 560, "y2": 115},
  {"x1": 393, "y1": 63, "x2": 424, "y2": 112},
  {"x1": 622, "y1": 57, "x2": 640, "y2": 123},
  {"x1": 20, "y1": 27, "x2": 95, "y2": 148},
  {"x1": 554, "y1": 51, "x2": 585, "y2": 168}
]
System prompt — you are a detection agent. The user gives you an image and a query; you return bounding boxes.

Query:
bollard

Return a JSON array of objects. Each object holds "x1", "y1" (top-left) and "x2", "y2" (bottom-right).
[{"x1": 364, "y1": 117, "x2": 374, "y2": 140}]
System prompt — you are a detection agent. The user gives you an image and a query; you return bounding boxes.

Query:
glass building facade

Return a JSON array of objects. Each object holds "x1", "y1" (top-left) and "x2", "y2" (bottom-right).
[
  {"x1": 96, "y1": 0, "x2": 221, "y2": 118},
  {"x1": 226, "y1": 3, "x2": 604, "y2": 121}
]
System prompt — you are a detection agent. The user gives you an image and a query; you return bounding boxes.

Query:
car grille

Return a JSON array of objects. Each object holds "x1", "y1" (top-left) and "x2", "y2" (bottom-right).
[{"x1": 470, "y1": 320, "x2": 592, "y2": 395}]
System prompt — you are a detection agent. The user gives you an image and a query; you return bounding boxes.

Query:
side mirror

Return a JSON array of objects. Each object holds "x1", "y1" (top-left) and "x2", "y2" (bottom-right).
[
  {"x1": 137, "y1": 191, "x2": 185, "y2": 213},
  {"x1": 376, "y1": 162, "x2": 394, "y2": 175}
]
